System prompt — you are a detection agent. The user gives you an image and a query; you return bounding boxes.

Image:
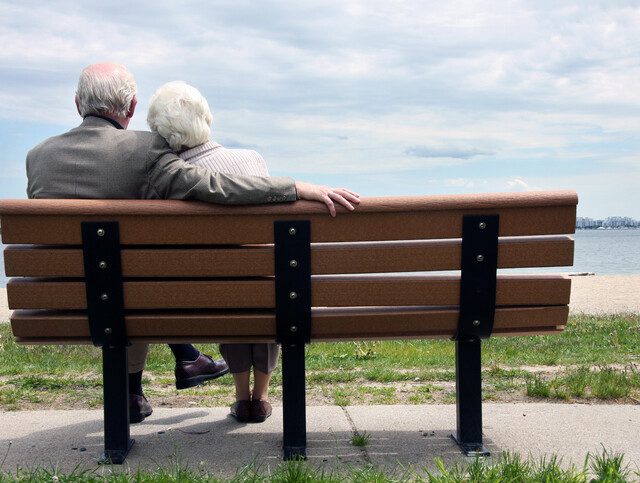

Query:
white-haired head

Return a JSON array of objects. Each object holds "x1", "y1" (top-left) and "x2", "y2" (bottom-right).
[
  {"x1": 75, "y1": 62, "x2": 137, "y2": 119},
  {"x1": 147, "y1": 81, "x2": 212, "y2": 151}
]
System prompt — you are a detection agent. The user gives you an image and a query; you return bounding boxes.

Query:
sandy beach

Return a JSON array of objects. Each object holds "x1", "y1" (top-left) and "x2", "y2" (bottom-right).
[
  {"x1": 0, "y1": 275, "x2": 637, "y2": 323},
  {"x1": 568, "y1": 274, "x2": 640, "y2": 315}
]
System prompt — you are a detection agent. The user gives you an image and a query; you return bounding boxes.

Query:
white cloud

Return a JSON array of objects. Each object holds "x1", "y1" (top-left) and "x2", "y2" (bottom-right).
[
  {"x1": 405, "y1": 145, "x2": 494, "y2": 160},
  {"x1": 507, "y1": 176, "x2": 540, "y2": 191}
]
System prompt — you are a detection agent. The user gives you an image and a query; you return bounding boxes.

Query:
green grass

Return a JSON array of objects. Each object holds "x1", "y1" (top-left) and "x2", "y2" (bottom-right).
[
  {"x1": 2, "y1": 315, "x2": 637, "y2": 376},
  {"x1": 0, "y1": 449, "x2": 637, "y2": 482},
  {"x1": 589, "y1": 446, "x2": 633, "y2": 482},
  {"x1": 350, "y1": 430, "x2": 370, "y2": 447},
  {"x1": 526, "y1": 366, "x2": 640, "y2": 401},
  {"x1": 408, "y1": 384, "x2": 436, "y2": 404},
  {"x1": 331, "y1": 387, "x2": 352, "y2": 407},
  {"x1": 305, "y1": 314, "x2": 640, "y2": 370}
]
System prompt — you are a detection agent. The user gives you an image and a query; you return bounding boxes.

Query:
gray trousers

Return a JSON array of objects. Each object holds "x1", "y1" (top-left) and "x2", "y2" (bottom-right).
[
  {"x1": 127, "y1": 343, "x2": 149, "y2": 374},
  {"x1": 219, "y1": 343, "x2": 279, "y2": 374}
]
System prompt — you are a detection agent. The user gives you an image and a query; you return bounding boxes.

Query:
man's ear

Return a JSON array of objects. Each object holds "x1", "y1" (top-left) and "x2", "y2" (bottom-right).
[
  {"x1": 75, "y1": 96, "x2": 82, "y2": 117},
  {"x1": 127, "y1": 96, "x2": 137, "y2": 119}
]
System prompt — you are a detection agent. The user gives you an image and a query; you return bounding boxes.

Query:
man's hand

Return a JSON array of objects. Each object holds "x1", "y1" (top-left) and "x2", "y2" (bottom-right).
[{"x1": 294, "y1": 181, "x2": 360, "y2": 217}]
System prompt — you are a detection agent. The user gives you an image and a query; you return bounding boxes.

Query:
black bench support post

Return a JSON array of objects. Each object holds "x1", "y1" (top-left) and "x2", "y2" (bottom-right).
[
  {"x1": 274, "y1": 220, "x2": 311, "y2": 460},
  {"x1": 451, "y1": 214, "x2": 499, "y2": 457},
  {"x1": 101, "y1": 345, "x2": 131, "y2": 463},
  {"x1": 81, "y1": 221, "x2": 133, "y2": 464},
  {"x1": 454, "y1": 338, "x2": 486, "y2": 455},
  {"x1": 280, "y1": 343, "x2": 307, "y2": 459}
]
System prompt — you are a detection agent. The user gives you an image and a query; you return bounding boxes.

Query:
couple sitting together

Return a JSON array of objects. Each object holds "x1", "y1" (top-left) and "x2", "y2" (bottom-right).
[{"x1": 26, "y1": 63, "x2": 360, "y2": 425}]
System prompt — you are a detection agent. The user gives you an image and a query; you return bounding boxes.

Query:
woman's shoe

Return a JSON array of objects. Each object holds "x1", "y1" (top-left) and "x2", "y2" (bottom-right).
[
  {"x1": 251, "y1": 399, "x2": 272, "y2": 423},
  {"x1": 230, "y1": 400, "x2": 252, "y2": 422}
]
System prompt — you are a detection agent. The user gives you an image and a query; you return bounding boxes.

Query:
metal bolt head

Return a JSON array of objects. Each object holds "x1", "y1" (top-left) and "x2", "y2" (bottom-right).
[
  {"x1": 478, "y1": 222, "x2": 487, "y2": 230},
  {"x1": 472, "y1": 319, "x2": 481, "y2": 327},
  {"x1": 288, "y1": 227, "x2": 297, "y2": 236},
  {"x1": 104, "y1": 327, "x2": 112, "y2": 334},
  {"x1": 100, "y1": 293, "x2": 109, "y2": 301},
  {"x1": 290, "y1": 325, "x2": 298, "y2": 332},
  {"x1": 476, "y1": 254, "x2": 485, "y2": 262},
  {"x1": 289, "y1": 291, "x2": 298, "y2": 300},
  {"x1": 289, "y1": 259, "x2": 298, "y2": 268},
  {"x1": 97, "y1": 228, "x2": 105, "y2": 237},
  {"x1": 98, "y1": 261, "x2": 107, "y2": 269}
]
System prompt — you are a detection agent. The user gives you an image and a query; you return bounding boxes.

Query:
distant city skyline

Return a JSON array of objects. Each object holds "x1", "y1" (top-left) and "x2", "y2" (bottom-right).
[
  {"x1": 576, "y1": 216, "x2": 639, "y2": 229},
  {"x1": 1, "y1": 2, "x2": 639, "y2": 218}
]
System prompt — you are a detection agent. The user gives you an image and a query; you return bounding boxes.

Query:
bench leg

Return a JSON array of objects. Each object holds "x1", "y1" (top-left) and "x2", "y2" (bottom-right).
[
  {"x1": 281, "y1": 343, "x2": 307, "y2": 459},
  {"x1": 100, "y1": 345, "x2": 134, "y2": 464},
  {"x1": 452, "y1": 338, "x2": 490, "y2": 456}
]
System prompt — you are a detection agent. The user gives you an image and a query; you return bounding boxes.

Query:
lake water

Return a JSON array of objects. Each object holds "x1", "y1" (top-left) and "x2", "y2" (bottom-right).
[
  {"x1": 501, "y1": 229, "x2": 640, "y2": 275},
  {"x1": 0, "y1": 229, "x2": 638, "y2": 287},
  {"x1": 577, "y1": 229, "x2": 640, "y2": 274}
]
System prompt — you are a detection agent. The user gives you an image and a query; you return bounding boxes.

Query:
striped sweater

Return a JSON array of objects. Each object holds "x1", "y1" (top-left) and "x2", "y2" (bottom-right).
[{"x1": 179, "y1": 141, "x2": 269, "y2": 176}]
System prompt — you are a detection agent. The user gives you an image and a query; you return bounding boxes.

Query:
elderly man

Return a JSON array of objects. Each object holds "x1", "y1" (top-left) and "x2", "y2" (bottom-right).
[{"x1": 26, "y1": 62, "x2": 360, "y2": 423}]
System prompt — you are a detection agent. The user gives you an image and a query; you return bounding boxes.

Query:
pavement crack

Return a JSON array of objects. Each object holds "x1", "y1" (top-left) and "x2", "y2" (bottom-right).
[{"x1": 341, "y1": 406, "x2": 371, "y2": 464}]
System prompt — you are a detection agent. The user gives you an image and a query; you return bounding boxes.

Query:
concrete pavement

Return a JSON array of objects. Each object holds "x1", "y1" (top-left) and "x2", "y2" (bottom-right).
[{"x1": 1, "y1": 404, "x2": 638, "y2": 477}]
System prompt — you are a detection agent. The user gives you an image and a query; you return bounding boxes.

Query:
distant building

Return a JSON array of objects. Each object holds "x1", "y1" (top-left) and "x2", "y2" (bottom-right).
[{"x1": 576, "y1": 216, "x2": 639, "y2": 229}]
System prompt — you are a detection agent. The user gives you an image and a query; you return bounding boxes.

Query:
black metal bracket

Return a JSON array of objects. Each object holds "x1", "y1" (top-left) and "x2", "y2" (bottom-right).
[
  {"x1": 274, "y1": 220, "x2": 311, "y2": 461},
  {"x1": 274, "y1": 220, "x2": 312, "y2": 345},
  {"x1": 81, "y1": 222, "x2": 127, "y2": 348},
  {"x1": 81, "y1": 221, "x2": 133, "y2": 464},
  {"x1": 456, "y1": 214, "x2": 499, "y2": 340}
]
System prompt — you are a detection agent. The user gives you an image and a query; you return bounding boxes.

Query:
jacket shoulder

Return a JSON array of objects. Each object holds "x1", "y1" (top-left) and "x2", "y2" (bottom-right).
[{"x1": 127, "y1": 130, "x2": 174, "y2": 156}]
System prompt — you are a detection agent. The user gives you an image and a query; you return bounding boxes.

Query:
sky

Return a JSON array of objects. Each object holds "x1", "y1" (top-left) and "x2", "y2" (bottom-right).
[{"x1": 1, "y1": 0, "x2": 639, "y2": 218}]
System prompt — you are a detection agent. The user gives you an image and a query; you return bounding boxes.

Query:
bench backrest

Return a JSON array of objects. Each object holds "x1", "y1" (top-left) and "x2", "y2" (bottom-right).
[{"x1": 1, "y1": 190, "x2": 577, "y2": 343}]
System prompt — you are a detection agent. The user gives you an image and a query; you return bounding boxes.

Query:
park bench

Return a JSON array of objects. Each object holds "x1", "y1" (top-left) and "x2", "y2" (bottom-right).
[{"x1": 0, "y1": 190, "x2": 577, "y2": 464}]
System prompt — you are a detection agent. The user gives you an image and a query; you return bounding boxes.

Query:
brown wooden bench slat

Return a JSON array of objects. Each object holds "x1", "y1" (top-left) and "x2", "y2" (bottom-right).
[
  {"x1": 13, "y1": 327, "x2": 565, "y2": 345},
  {"x1": 10, "y1": 305, "x2": 568, "y2": 341},
  {"x1": 0, "y1": 192, "x2": 577, "y2": 245},
  {"x1": 14, "y1": 328, "x2": 565, "y2": 346},
  {"x1": 3, "y1": 235, "x2": 574, "y2": 277},
  {"x1": 0, "y1": 206, "x2": 576, "y2": 244},
  {"x1": 7, "y1": 274, "x2": 571, "y2": 310}
]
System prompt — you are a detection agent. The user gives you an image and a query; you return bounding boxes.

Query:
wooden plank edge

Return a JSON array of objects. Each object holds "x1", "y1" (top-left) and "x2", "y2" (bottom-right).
[{"x1": 0, "y1": 191, "x2": 578, "y2": 216}]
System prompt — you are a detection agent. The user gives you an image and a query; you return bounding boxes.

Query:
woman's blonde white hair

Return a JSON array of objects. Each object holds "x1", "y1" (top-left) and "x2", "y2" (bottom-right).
[{"x1": 147, "y1": 81, "x2": 212, "y2": 151}]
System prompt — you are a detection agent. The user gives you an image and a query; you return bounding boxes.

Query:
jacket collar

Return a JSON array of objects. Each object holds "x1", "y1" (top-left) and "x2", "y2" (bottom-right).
[{"x1": 82, "y1": 115, "x2": 124, "y2": 130}]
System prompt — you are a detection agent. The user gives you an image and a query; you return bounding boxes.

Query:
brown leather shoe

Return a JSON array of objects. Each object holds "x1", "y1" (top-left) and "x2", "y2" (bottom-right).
[
  {"x1": 230, "y1": 400, "x2": 252, "y2": 422},
  {"x1": 251, "y1": 399, "x2": 272, "y2": 423},
  {"x1": 129, "y1": 394, "x2": 152, "y2": 423},
  {"x1": 175, "y1": 353, "x2": 229, "y2": 389}
]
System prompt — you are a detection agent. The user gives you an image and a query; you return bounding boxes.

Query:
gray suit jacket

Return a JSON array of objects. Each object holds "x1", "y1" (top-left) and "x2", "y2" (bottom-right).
[{"x1": 27, "y1": 116, "x2": 296, "y2": 204}]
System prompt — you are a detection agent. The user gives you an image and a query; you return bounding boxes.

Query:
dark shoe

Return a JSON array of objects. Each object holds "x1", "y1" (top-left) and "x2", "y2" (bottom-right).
[
  {"x1": 175, "y1": 353, "x2": 230, "y2": 389},
  {"x1": 251, "y1": 399, "x2": 272, "y2": 423},
  {"x1": 230, "y1": 400, "x2": 252, "y2": 422},
  {"x1": 129, "y1": 394, "x2": 152, "y2": 423}
]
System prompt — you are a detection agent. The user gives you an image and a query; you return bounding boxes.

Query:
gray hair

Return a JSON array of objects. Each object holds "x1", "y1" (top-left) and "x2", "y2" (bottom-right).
[
  {"x1": 76, "y1": 63, "x2": 137, "y2": 118},
  {"x1": 147, "y1": 81, "x2": 212, "y2": 151}
]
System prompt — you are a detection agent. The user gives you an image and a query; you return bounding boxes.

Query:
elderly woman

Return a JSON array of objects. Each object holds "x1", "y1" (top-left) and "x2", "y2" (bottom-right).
[{"x1": 147, "y1": 81, "x2": 278, "y2": 423}]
